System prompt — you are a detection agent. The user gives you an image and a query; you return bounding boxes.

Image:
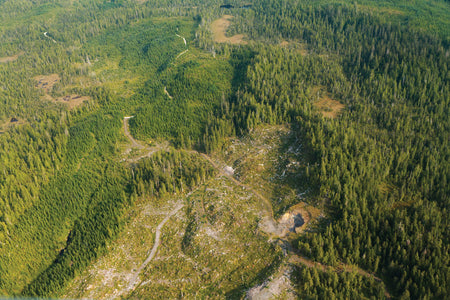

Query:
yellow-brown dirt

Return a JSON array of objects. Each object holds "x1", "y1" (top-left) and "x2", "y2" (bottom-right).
[
  {"x1": 34, "y1": 74, "x2": 90, "y2": 109},
  {"x1": 0, "y1": 118, "x2": 27, "y2": 133},
  {"x1": 282, "y1": 202, "x2": 321, "y2": 233},
  {"x1": 314, "y1": 95, "x2": 345, "y2": 118},
  {"x1": 0, "y1": 52, "x2": 24, "y2": 63},
  {"x1": 55, "y1": 94, "x2": 90, "y2": 110},
  {"x1": 34, "y1": 74, "x2": 60, "y2": 93},
  {"x1": 211, "y1": 15, "x2": 247, "y2": 45}
]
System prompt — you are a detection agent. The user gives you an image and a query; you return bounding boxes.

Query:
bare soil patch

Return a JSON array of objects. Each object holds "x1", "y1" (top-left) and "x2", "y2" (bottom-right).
[
  {"x1": 55, "y1": 94, "x2": 90, "y2": 109},
  {"x1": 0, "y1": 118, "x2": 27, "y2": 133},
  {"x1": 34, "y1": 74, "x2": 89, "y2": 109},
  {"x1": 34, "y1": 74, "x2": 60, "y2": 93},
  {"x1": 211, "y1": 15, "x2": 247, "y2": 45},
  {"x1": 278, "y1": 202, "x2": 320, "y2": 235},
  {"x1": 314, "y1": 95, "x2": 345, "y2": 118},
  {"x1": 0, "y1": 52, "x2": 24, "y2": 63}
]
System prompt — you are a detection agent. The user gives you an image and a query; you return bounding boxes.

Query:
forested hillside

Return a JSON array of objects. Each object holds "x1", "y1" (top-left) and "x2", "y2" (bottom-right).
[{"x1": 0, "y1": 0, "x2": 448, "y2": 298}]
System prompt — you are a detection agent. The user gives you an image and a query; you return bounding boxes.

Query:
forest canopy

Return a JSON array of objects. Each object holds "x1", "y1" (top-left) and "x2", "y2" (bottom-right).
[{"x1": 0, "y1": 0, "x2": 448, "y2": 298}]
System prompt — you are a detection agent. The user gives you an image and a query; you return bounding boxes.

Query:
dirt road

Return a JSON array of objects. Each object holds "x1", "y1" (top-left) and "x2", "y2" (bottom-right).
[
  {"x1": 121, "y1": 119, "x2": 390, "y2": 299},
  {"x1": 125, "y1": 202, "x2": 184, "y2": 295},
  {"x1": 123, "y1": 117, "x2": 144, "y2": 149}
]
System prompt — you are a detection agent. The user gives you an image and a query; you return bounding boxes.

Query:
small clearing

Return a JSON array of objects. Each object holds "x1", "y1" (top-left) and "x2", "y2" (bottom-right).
[
  {"x1": 0, "y1": 52, "x2": 24, "y2": 63},
  {"x1": 358, "y1": 5, "x2": 405, "y2": 16},
  {"x1": 55, "y1": 94, "x2": 90, "y2": 109},
  {"x1": 34, "y1": 74, "x2": 90, "y2": 109},
  {"x1": 34, "y1": 74, "x2": 60, "y2": 93},
  {"x1": 0, "y1": 118, "x2": 27, "y2": 133},
  {"x1": 276, "y1": 202, "x2": 320, "y2": 236},
  {"x1": 211, "y1": 15, "x2": 247, "y2": 45},
  {"x1": 279, "y1": 41, "x2": 309, "y2": 55},
  {"x1": 313, "y1": 94, "x2": 345, "y2": 118}
]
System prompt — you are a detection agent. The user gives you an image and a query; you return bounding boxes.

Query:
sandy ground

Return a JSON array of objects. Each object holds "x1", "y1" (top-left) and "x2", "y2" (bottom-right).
[
  {"x1": 34, "y1": 74, "x2": 61, "y2": 93},
  {"x1": 34, "y1": 74, "x2": 89, "y2": 109},
  {"x1": 0, "y1": 118, "x2": 27, "y2": 133},
  {"x1": 55, "y1": 94, "x2": 90, "y2": 109},
  {"x1": 0, "y1": 52, "x2": 24, "y2": 63},
  {"x1": 314, "y1": 95, "x2": 345, "y2": 118},
  {"x1": 211, "y1": 15, "x2": 247, "y2": 45}
]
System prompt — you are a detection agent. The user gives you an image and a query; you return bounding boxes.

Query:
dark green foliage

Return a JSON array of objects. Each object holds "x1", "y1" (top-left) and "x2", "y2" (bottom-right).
[
  {"x1": 130, "y1": 52, "x2": 234, "y2": 147},
  {"x1": 22, "y1": 165, "x2": 129, "y2": 296},
  {"x1": 0, "y1": 102, "x2": 127, "y2": 293},
  {"x1": 133, "y1": 150, "x2": 216, "y2": 198},
  {"x1": 228, "y1": 1, "x2": 449, "y2": 298},
  {"x1": 0, "y1": 0, "x2": 448, "y2": 298},
  {"x1": 294, "y1": 265, "x2": 386, "y2": 299}
]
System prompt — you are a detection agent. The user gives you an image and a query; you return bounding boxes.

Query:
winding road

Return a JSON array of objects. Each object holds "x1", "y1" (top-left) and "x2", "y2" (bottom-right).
[
  {"x1": 43, "y1": 32, "x2": 57, "y2": 43},
  {"x1": 175, "y1": 34, "x2": 187, "y2": 46},
  {"x1": 126, "y1": 203, "x2": 184, "y2": 294},
  {"x1": 123, "y1": 116, "x2": 144, "y2": 149},
  {"x1": 121, "y1": 117, "x2": 390, "y2": 299}
]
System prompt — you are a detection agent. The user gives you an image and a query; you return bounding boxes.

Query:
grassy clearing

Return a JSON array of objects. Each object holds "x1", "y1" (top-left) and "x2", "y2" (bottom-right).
[
  {"x1": 357, "y1": 4, "x2": 405, "y2": 16},
  {"x1": 0, "y1": 52, "x2": 24, "y2": 63},
  {"x1": 0, "y1": 118, "x2": 27, "y2": 134},
  {"x1": 33, "y1": 73, "x2": 91, "y2": 109},
  {"x1": 211, "y1": 15, "x2": 247, "y2": 45},
  {"x1": 34, "y1": 74, "x2": 60, "y2": 93},
  {"x1": 311, "y1": 87, "x2": 345, "y2": 119},
  {"x1": 314, "y1": 96, "x2": 345, "y2": 119},
  {"x1": 279, "y1": 41, "x2": 309, "y2": 55}
]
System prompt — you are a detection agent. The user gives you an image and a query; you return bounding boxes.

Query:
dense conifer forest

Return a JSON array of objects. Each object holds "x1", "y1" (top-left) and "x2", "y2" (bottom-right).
[{"x1": 0, "y1": 0, "x2": 448, "y2": 298}]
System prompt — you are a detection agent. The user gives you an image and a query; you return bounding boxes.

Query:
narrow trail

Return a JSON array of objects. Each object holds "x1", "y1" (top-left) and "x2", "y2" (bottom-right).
[
  {"x1": 175, "y1": 33, "x2": 187, "y2": 46},
  {"x1": 122, "y1": 117, "x2": 169, "y2": 162},
  {"x1": 197, "y1": 153, "x2": 391, "y2": 298},
  {"x1": 163, "y1": 87, "x2": 173, "y2": 99},
  {"x1": 121, "y1": 118, "x2": 390, "y2": 298},
  {"x1": 43, "y1": 32, "x2": 57, "y2": 43},
  {"x1": 123, "y1": 117, "x2": 144, "y2": 150},
  {"x1": 125, "y1": 202, "x2": 184, "y2": 295},
  {"x1": 175, "y1": 33, "x2": 188, "y2": 59},
  {"x1": 176, "y1": 49, "x2": 189, "y2": 59}
]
